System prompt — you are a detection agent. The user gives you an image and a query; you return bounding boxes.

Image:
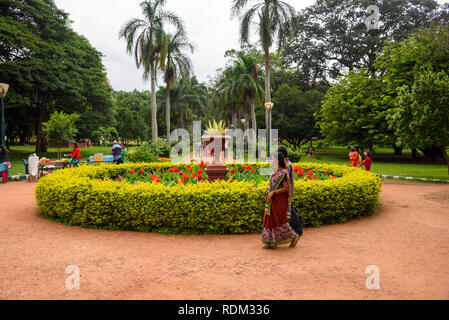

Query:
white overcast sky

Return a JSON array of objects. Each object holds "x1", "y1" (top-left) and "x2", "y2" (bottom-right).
[{"x1": 54, "y1": 0, "x2": 448, "y2": 92}]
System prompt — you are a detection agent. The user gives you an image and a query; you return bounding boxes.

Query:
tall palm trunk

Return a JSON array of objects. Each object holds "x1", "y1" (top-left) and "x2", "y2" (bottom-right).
[
  {"x1": 250, "y1": 97, "x2": 257, "y2": 133},
  {"x1": 264, "y1": 47, "x2": 272, "y2": 131},
  {"x1": 166, "y1": 85, "x2": 171, "y2": 143},
  {"x1": 232, "y1": 109, "x2": 237, "y2": 131},
  {"x1": 150, "y1": 63, "x2": 158, "y2": 142}
]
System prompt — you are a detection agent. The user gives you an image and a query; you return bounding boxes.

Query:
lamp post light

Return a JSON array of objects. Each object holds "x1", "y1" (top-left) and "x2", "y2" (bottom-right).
[
  {"x1": 264, "y1": 102, "x2": 274, "y2": 158},
  {"x1": 0, "y1": 83, "x2": 9, "y2": 146}
]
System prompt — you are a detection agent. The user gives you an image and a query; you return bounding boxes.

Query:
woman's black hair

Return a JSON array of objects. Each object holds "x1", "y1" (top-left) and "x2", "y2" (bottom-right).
[
  {"x1": 277, "y1": 146, "x2": 288, "y2": 158},
  {"x1": 272, "y1": 151, "x2": 287, "y2": 169}
]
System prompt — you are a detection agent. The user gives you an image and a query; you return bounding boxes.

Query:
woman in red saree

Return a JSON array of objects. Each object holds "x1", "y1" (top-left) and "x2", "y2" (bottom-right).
[{"x1": 262, "y1": 152, "x2": 300, "y2": 248}]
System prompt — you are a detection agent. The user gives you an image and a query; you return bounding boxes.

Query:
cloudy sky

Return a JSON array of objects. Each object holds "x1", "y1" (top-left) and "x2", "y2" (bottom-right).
[{"x1": 54, "y1": 0, "x2": 447, "y2": 92}]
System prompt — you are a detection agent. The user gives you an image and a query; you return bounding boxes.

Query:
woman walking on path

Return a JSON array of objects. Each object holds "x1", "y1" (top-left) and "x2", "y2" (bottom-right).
[
  {"x1": 0, "y1": 145, "x2": 10, "y2": 183},
  {"x1": 262, "y1": 152, "x2": 299, "y2": 249},
  {"x1": 277, "y1": 146, "x2": 303, "y2": 239}
]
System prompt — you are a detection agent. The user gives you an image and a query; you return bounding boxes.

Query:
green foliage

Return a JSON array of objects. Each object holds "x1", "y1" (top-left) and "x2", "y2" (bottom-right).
[
  {"x1": 272, "y1": 83, "x2": 324, "y2": 148},
  {"x1": 42, "y1": 111, "x2": 79, "y2": 157},
  {"x1": 318, "y1": 69, "x2": 395, "y2": 148},
  {"x1": 127, "y1": 141, "x2": 171, "y2": 163},
  {"x1": 283, "y1": 0, "x2": 444, "y2": 81},
  {"x1": 389, "y1": 67, "x2": 449, "y2": 173},
  {"x1": 0, "y1": 0, "x2": 114, "y2": 152},
  {"x1": 204, "y1": 120, "x2": 228, "y2": 135},
  {"x1": 35, "y1": 162, "x2": 382, "y2": 234}
]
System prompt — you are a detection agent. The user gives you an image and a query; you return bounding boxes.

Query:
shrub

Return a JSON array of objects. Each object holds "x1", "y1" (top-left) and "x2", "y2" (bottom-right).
[
  {"x1": 35, "y1": 162, "x2": 382, "y2": 234},
  {"x1": 127, "y1": 141, "x2": 171, "y2": 163}
]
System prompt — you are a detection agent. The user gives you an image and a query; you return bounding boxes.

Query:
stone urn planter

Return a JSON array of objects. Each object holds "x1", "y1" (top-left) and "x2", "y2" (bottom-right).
[{"x1": 202, "y1": 134, "x2": 231, "y2": 182}]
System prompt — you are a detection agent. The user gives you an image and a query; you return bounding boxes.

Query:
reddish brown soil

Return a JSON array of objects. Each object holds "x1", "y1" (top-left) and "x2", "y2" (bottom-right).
[{"x1": 1, "y1": 180, "x2": 448, "y2": 300}]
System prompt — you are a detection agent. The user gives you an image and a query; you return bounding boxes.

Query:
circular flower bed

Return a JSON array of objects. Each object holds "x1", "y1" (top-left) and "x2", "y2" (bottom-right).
[{"x1": 35, "y1": 162, "x2": 382, "y2": 234}]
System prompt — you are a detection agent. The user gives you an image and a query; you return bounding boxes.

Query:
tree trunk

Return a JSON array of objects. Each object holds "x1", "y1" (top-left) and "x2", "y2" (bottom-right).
[
  {"x1": 150, "y1": 63, "x2": 158, "y2": 142},
  {"x1": 441, "y1": 146, "x2": 449, "y2": 175},
  {"x1": 411, "y1": 148, "x2": 418, "y2": 161},
  {"x1": 232, "y1": 109, "x2": 237, "y2": 131},
  {"x1": 166, "y1": 85, "x2": 171, "y2": 144},
  {"x1": 35, "y1": 100, "x2": 48, "y2": 154},
  {"x1": 250, "y1": 98, "x2": 257, "y2": 133},
  {"x1": 264, "y1": 47, "x2": 272, "y2": 131},
  {"x1": 393, "y1": 145, "x2": 403, "y2": 155}
]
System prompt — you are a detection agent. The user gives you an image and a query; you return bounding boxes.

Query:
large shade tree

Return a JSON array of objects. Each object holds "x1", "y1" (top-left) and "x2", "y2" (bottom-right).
[
  {"x1": 0, "y1": 0, "x2": 114, "y2": 153},
  {"x1": 119, "y1": 0, "x2": 184, "y2": 142}
]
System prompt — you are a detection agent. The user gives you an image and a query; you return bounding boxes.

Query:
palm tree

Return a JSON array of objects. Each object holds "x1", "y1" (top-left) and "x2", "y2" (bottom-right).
[
  {"x1": 119, "y1": 0, "x2": 184, "y2": 142},
  {"x1": 231, "y1": 51, "x2": 264, "y2": 133},
  {"x1": 163, "y1": 30, "x2": 194, "y2": 140},
  {"x1": 231, "y1": 0, "x2": 295, "y2": 129}
]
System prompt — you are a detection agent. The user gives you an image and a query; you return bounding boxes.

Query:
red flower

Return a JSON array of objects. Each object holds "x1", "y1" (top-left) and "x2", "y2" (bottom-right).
[
  {"x1": 192, "y1": 172, "x2": 196, "y2": 179},
  {"x1": 293, "y1": 165, "x2": 299, "y2": 173},
  {"x1": 242, "y1": 165, "x2": 247, "y2": 170},
  {"x1": 139, "y1": 168, "x2": 145, "y2": 174},
  {"x1": 332, "y1": 176, "x2": 337, "y2": 179},
  {"x1": 325, "y1": 170, "x2": 329, "y2": 175},
  {"x1": 179, "y1": 179, "x2": 185, "y2": 184},
  {"x1": 157, "y1": 168, "x2": 161, "y2": 171},
  {"x1": 129, "y1": 169, "x2": 135, "y2": 174},
  {"x1": 199, "y1": 161, "x2": 206, "y2": 168},
  {"x1": 123, "y1": 174, "x2": 126, "y2": 177},
  {"x1": 230, "y1": 168, "x2": 236, "y2": 174},
  {"x1": 182, "y1": 173, "x2": 190, "y2": 180},
  {"x1": 151, "y1": 174, "x2": 157, "y2": 181},
  {"x1": 229, "y1": 179, "x2": 235, "y2": 183},
  {"x1": 197, "y1": 175, "x2": 203, "y2": 180},
  {"x1": 251, "y1": 168, "x2": 256, "y2": 173},
  {"x1": 118, "y1": 177, "x2": 123, "y2": 181},
  {"x1": 165, "y1": 173, "x2": 169, "y2": 177},
  {"x1": 197, "y1": 170, "x2": 203, "y2": 175},
  {"x1": 170, "y1": 167, "x2": 179, "y2": 173},
  {"x1": 155, "y1": 178, "x2": 161, "y2": 183},
  {"x1": 248, "y1": 164, "x2": 252, "y2": 170}
]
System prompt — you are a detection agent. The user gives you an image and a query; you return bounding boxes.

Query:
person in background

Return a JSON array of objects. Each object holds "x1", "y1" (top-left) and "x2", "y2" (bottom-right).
[
  {"x1": 69, "y1": 143, "x2": 81, "y2": 167},
  {"x1": 112, "y1": 140, "x2": 123, "y2": 164},
  {"x1": 262, "y1": 152, "x2": 299, "y2": 249},
  {"x1": 360, "y1": 152, "x2": 373, "y2": 171},
  {"x1": 121, "y1": 143, "x2": 128, "y2": 163},
  {"x1": 0, "y1": 144, "x2": 10, "y2": 183},
  {"x1": 278, "y1": 146, "x2": 303, "y2": 240},
  {"x1": 355, "y1": 145, "x2": 363, "y2": 165},
  {"x1": 349, "y1": 148, "x2": 360, "y2": 167}
]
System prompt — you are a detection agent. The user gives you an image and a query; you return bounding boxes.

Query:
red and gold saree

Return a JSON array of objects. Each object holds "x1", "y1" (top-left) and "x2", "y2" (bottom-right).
[{"x1": 262, "y1": 168, "x2": 297, "y2": 247}]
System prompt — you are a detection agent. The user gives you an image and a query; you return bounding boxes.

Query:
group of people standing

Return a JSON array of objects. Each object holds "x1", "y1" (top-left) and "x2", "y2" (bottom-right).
[
  {"x1": 262, "y1": 146, "x2": 303, "y2": 249},
  {"x1": 68, "y1": 141, "x2": 128, "y2": 167},
  {"x1": 348, "y1": 146, "x2": 372, "y2": 171}
]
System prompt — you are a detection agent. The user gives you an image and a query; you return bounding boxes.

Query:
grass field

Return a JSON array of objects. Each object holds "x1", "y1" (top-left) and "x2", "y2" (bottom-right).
[{"x1": 5, "y1": 144, "x2": 449, "y2": 180}]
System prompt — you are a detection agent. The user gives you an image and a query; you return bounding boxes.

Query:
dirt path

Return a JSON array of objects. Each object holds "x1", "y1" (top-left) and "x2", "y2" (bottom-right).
[{"x1": 1, "y1": 181, "x2": 448, "y2": 300}]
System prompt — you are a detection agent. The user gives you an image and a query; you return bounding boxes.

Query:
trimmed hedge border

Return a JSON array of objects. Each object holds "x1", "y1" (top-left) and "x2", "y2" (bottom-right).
[{"x1": 35, "y1": 162, "x2": 382, "y2": 234}]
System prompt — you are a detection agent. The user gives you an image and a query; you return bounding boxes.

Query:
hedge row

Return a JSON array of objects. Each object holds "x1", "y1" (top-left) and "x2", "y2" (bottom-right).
[{"x1": 35, "y1": 162, "x2": 382, "y2": 234}]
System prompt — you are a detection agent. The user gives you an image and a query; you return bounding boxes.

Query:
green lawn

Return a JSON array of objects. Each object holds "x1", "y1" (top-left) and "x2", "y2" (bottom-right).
[{"x1": 302, "y1": 154, "x2": 448, "y2": 180}]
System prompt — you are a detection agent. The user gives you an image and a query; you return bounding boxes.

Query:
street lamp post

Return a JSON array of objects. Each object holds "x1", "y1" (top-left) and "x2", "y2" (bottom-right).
[
  {"x1": 0, "y1": 83, "x2": 9, "y2": 146},
  {"x1": 264, "y1": 102, "x2": 274, "y2": 159}
]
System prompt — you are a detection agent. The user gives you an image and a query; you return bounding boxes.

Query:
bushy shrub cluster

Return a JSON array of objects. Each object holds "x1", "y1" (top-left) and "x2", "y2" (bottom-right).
[
  {"x1": 127, "y1": 141, "x2": 171, "y2": 163},
  {"x1": 35, "y1": 162, "x2": 382, "y2": 234}
]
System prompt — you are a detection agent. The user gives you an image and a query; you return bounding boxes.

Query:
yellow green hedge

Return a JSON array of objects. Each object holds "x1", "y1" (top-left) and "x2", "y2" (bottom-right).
[{"x1": 35, "y1": 162, "x2": 382, "y2": 234}]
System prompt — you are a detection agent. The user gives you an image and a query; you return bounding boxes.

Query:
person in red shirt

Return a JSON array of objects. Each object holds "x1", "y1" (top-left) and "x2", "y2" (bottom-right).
[
  {"x1": 360, "y1": 152, "x2": 373, "y2": 171},
  {"x1": 70, "y1": 143, "x2": 81, "y2": 167}
]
